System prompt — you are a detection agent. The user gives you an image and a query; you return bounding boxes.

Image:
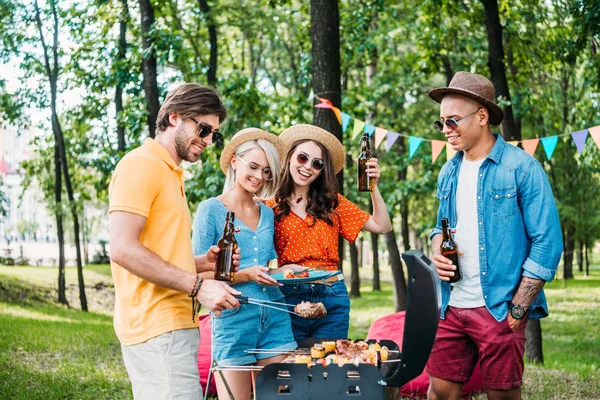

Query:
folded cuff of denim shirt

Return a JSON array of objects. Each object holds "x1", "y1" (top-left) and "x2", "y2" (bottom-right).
[
  {"x1": 522, "y1": 257, "x2": 556, "y2": 282},
  {"x1": 430, "y1": 227, "x2": 442, "y2": 241}
]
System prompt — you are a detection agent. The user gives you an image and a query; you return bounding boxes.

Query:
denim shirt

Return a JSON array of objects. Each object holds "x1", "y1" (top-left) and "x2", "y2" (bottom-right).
[
  {"x1": 430, "y1": 134, "x2": 563, "y2": 321},
  {"x1": 192, "y1": 198, "x2": 283, "y2": 301}
]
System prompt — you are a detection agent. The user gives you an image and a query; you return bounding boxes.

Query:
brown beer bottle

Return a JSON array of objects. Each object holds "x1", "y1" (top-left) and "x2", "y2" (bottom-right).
[
  {"x1": 440, "y1": 218, "x2": 462, "y2": 283},
  {"x1": 357, "y1": 132, "x2": 374, "y2": 192},
  {"x1": 214, "y1": 211, "x2": 237, "y2": 282}
]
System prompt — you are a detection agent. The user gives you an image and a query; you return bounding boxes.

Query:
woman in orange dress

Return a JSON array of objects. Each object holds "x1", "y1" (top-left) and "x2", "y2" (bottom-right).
[{"x1": 266, "y1": 124, "x2": 392, "y2": 343}]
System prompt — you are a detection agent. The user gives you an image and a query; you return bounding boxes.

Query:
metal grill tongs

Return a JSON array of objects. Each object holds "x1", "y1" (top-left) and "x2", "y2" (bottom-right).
[{"x1": 236, "y1": 295, "x2": 302, "y2": 317}]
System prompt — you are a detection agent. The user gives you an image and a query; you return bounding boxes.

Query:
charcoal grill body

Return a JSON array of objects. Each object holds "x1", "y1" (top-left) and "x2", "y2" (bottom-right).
[
  {"x1": 255, "y1": 363, "x2": 386, "y2": 400},
  {"x1": 384, "y1": 250, "x2": 441, "y2": 387},
  {"x1": 254, "y1": 250, "x2": 440, "y2": 398}
]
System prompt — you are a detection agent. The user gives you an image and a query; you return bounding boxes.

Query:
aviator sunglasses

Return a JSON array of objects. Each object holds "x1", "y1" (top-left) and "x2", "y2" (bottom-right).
[
  {"x1": 434, "y1": 108, "x2": 482, "y2": 132},
  {"x1": 190, "y1": 117, "x2": 222, "y2": 142},
  {"x1": 296, "y1": 152, "x2": 325, "y2": 171}
]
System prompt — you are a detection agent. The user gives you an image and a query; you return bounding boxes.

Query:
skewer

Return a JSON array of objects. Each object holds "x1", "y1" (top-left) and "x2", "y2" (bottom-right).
[
  {"x1": 245, "y1": 349, "x2": 299, "y2": 354},
  {"x1": 237, "y1": 296, "x2": 293, "y2": 308},
  {"x1": 247, "y1": 300, "x2": 302, "y2": 317},
  {"x1": 213, "y1": 365, "x2": 265, "y2": 371}
]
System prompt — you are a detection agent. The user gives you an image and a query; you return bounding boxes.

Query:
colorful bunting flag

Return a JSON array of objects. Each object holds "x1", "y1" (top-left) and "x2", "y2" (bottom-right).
[
  {"x1": 314, "y1": 97, "x2": 600, "y2": 163},
  {"x1": 588, "y1": 125, "x2": 600, "y2": 150},
  {"x1": 431, "y1": 140, "x2": 445, "y2": 163},
  {"x1": 540, "y1": 136, "x2": 559, "y2": 160},
  {"x1": 341, "y1": 112, "x2": 351, "y2": 133},
  {"x1": 352, "y1": 119, "x2": 365, "y2": 139},
  {"x1": 314, "y1": 97, "x2": 341, "y2": 124},
  {"x1": 522, "y1": 138, "x2": 539, "y2": 156},
  {"x1": 446, "y1": 143, "x2": 457, "y2": 160},
  {"x1": 374, "y1": 127, "x2": 387, "y2": 149},
  {"x1": 409, "y1": 136, "x2": 423, "y2": 159},
  {"x1": 386, "y1": 131, "x2": 400, "y2": 152},
  {"x1": 364, "y1": 124, "x2": 376, "y2": 136},
  {"x1": 571, "y1": 129, "x2": 588, "y2": 153}
]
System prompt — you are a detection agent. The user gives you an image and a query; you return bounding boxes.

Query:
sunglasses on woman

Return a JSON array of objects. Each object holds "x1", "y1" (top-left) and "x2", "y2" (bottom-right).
[
  {"x1": 296, "y1": 152, "x2": 325, "y2": 171},
  {"x1": 433, "y1": 108, "x2": 482, "y2": 132},
  {"x1": 235, "y1": 156, "x2": 273, "y2": 181},
  {"x1": 190, "y1": 117, "x2": 222, "y2": 142}
]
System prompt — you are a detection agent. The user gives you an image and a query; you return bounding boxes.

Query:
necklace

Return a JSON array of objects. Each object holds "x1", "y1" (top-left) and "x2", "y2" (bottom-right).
[{"x1": 295, "y1": 196, "x2": 303, "y2": 204}]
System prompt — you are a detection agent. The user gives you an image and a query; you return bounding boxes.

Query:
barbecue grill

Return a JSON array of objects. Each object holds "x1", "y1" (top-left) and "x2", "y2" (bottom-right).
[{"x1": 207, "y1": 250, "x2": 441, "y2": 400}]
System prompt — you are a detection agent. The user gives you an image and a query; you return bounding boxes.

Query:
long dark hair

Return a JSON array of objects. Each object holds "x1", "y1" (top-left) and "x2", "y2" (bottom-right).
[{"x1": 274, "y1": 140, "x2": 339, "y2": 225}]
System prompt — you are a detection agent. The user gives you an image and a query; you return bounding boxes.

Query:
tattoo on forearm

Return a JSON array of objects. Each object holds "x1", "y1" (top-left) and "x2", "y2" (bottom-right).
[{"x1": 512, "y1": 277, "x2": 545, "y2": 309}]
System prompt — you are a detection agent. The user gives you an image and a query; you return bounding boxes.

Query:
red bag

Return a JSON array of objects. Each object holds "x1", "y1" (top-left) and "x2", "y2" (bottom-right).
[{"x1": 197, "y1": 314, "x2": 216, "y2": 395}]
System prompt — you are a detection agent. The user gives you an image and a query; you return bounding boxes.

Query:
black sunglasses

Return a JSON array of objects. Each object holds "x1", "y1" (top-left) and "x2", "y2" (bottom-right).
[
  {"x1": 190, "y1": 117, "x2": 222, "y2": 142},
  {"x1": 434, "y1": 108, "x2": 481, "y2": 132},
  {"x1": 296, "y1": 152, "x2": 325, "y2": 171}
]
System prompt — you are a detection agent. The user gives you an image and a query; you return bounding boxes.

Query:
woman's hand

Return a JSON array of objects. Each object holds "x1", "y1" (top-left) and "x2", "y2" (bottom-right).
[
  {"x1": 242, "y1": 266, "x2": 281, "y2": 286},
  {"x1": 366, "y1": 158, "x2": 381, "y2": 184}
]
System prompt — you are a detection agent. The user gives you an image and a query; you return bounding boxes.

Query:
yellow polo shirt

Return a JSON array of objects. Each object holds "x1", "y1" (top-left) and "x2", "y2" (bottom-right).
[{"x1": 109, "y1": 138, "x2": 197, "y2": 345}]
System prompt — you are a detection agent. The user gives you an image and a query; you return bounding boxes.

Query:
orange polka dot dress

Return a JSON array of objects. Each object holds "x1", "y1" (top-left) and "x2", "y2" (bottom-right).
[{"x1": 265, "y1": 194, "x2": 370, "y2": 271}]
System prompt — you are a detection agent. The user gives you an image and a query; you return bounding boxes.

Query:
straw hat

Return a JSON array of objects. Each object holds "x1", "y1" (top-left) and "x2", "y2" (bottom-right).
[
  {"x1": 428, "y1": 71, "x2": 504, "y2": 125},
  {"x1": 219, "y1": 127, "x2": 284, "y2": 173},
  {"x1": 279, "y1": 124, "x2": 345, "y2": 174}
]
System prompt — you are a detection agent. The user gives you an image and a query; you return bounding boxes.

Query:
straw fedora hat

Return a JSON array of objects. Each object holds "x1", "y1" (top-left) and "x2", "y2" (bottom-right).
[
  {"x1": 428, "y1": 72, "x2": 504, "y2": 125},
  {"x1": 279, "y1": 124, "x2": 345, "y2": 174},
  {"x1": 219, "y1": 127, "x2": 284, "y2": 174}
]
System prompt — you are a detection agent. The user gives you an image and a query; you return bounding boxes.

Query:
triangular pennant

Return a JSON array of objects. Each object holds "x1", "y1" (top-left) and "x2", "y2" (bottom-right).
[
  {"x1": 331, "y1": 107, "x2": 342, "y2": 124},
  {"x1": 446, "y1": 143, "x2": 457, "y2": 160},
  {"x1": 540, "y1": 136, "x2": 559, "y2": 160},
  {"x1": 431, "y1": 140, "x2": 445, "y2": 163},
  {"x1": 352, "y1": 119, "x2": 365, "y2": 139},
  {"x1": 589, "y1": 125, "x2": 600, "y2": 150},
  {"x1": 386, "y1": 131, "x2": 400, "y2": 152},
  {"x1": 571, "y1": 129, "x2": 588, "y2": 153},
  {"x1": 507, "y1": 141, "x2": 518, "y2": 146},
  {"x1": 408, "y1": 136, "x2": 423, "y2": 159},
  {"x1": 522, "y1": 138, "x2": 539, "y2": 156},
  {"x1": 364, "y1": 124, "x2": 376, "y2": 136},
  {"x1": 341, "y1": 112, "x2": 351, "y2": 133},
  {"x1": 315, "y1": 97, "x2": 333, "y2": 109},
  {"x1": 374, "y1": 127, "x2": 387, "y2": 149}
]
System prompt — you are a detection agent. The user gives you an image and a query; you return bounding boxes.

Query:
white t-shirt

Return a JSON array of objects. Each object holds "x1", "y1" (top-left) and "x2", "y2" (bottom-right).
[{"x1": 448, "y1": 157, "x2": 486, "y2": 308}]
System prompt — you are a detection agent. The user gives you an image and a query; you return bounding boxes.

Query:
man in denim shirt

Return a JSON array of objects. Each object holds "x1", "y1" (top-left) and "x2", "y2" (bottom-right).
[{"x1": 425, "y1": 72, "x2": 563, "y2": 400}]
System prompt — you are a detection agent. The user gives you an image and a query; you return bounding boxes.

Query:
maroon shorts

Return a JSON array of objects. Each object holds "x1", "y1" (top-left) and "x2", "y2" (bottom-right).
[{"x1": 425, "y1": 306, "x2": 527, "y2": 391}]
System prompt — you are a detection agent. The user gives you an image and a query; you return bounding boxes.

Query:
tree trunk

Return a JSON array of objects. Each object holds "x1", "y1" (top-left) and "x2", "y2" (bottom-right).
[
  {"x1": 33, "y1": 0, "x2": 67, "y2": 306},
  {"x1": 385, "y1": 228, "x2": 407, "y2": 311},
  {"x1": 139, "y1": 0, "x2": 160, "y2": 138},
  {"x1": 525, "y1": 319, "x2": 544, "y2": 364},
  {"x1": 349, "y1": 241, "x2": 360, "y2": 298},
  {"x1": 35, "y1": 0, "x2": 87, "y2": 311},
  {"x1": 310, "y1": 0, "x2": 343, "y2": 269},
  {"x1": 577, "y1": 241, "x2": 583, "y2": 272},
  {"x1": 116, "y1": 0, "x2": 129, "y2": 152},
  {"x1": 562, "y1": 227, "x2": 574, "y2": 280},
  {"x1": 371, "y1": 232, "x2": 380, "y2": 291},
  {"x1": 480, "y1": 0, "x2": 520, "y2": 141},
  {"x1": 198, "y1": 0, "x2": 217, "y2": 86},
  {"x1": 585, "y1": 244, "x2": 590, "y2": 277},
  {"x1": 441, "y1": 55, "x2": 454, "y2": 85},
  {"x1": 54, "y1": 144, "x2": 68, "y2": 305},
  {"x1": 82, "y1": 209, "x2": 89, "y2": 266}
]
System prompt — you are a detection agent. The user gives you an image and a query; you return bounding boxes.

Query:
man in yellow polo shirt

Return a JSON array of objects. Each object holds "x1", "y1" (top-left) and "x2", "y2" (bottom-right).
[{"x1": 109, "y1": 83, "x2": 241, "y2": 400}]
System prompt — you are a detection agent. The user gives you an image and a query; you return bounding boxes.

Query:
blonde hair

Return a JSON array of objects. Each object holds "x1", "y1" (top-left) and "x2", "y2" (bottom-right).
[{"x1": 223, "y1": 139, "x2": 281, "y2": 199}]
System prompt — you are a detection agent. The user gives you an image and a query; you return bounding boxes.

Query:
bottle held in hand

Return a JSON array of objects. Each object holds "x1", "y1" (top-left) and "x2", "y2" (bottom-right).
[
  {"x1": 214, "y1": 211, "x2": 237, "y2": 282},
  {"x1": 357, "y1": 132, "x2": 374, "y2": 192},
  {"x1": 440, "y1": 218, "x2": 462, "y2": 283}
]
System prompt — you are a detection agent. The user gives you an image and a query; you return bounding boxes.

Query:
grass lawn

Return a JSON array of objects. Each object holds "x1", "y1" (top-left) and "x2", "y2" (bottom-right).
[{"x1": 0, "y1": 263, "x2": 598, "y2": 399}]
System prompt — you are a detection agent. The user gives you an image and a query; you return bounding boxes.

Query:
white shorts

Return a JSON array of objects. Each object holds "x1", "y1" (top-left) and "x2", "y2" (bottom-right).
[{"x1": 121, "y1": 328, "x2": 202, "y2": 400}]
